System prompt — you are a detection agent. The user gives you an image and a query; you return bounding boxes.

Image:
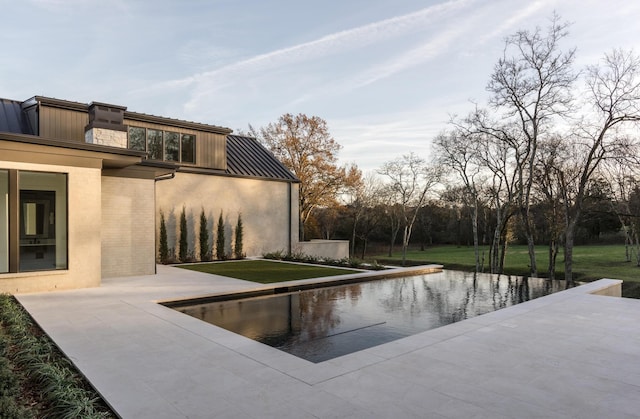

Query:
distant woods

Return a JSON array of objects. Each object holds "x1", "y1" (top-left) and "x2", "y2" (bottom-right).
[{"x1": 247, "y1": 13, "x2": 640, "y2": 283}]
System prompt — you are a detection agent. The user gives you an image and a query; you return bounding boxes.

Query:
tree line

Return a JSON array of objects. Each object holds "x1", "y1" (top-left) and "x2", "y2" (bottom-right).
[{"x1": 248, "y1": 14, "x2": 640, "y2": 284}]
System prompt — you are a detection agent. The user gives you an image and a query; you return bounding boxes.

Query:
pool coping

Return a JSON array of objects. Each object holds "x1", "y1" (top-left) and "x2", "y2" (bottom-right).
[
  {"x1": 14, "y1": 264, "x2": 634, "y2": 418},
  {"x1": 153, "y1": 269, "x2": 623, "y2": 385},
  {"x1": 158, "y1": 263, "x2": 443, "y2": 307}
]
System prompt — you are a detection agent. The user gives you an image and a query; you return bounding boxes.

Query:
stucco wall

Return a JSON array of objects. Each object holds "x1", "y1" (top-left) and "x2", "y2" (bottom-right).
[
  {"x1": 101, "y1": 176, "x2": 156, "y2": 277},
  {"x1": 155, "y1": 173, "x2": 298, "y2": 259},
  {"x1": 295, "y1": 240, "x2": 350, "y2": 260},
  {"x1": 0, "y1": 162, "x2": 102, "y2": 293}
]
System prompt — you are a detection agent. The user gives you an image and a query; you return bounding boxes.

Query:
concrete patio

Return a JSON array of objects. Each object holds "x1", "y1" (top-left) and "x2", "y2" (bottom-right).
[{"x1": 16, "y1": 264, "x2": 640, "y2": 418}]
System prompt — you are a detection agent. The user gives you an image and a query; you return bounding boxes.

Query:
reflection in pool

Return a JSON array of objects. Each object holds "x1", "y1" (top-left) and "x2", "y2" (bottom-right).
[{"x1": 172, "y1": 270, "x2": 568, "y2": 363}]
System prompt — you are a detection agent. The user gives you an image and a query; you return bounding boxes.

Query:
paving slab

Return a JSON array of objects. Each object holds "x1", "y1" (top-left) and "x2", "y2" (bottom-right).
[{"x1": 15, "y1": 265, "x2": 640, "y2": 419}]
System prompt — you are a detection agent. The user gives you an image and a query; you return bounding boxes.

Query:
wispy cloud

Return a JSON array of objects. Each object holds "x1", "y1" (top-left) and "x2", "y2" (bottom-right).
[
  {"x1": 153, "y1": 0, "x2": 477, "y2": 111},
  {"x1": 477, "y1": 0, "x2": 552, "y2": 44}
]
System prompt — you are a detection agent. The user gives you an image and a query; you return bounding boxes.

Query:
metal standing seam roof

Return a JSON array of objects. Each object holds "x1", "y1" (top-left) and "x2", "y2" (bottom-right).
[
  {"x1": 0, "y1": 98, "x2": 32, "y2": 135},
  {"x1": 225, "y1": 135, "x2": 298, "y2": 182}
]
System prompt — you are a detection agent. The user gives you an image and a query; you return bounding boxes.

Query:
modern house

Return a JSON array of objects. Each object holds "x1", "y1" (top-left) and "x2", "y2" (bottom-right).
[{"x1": 0, "y1": 96, "x2": 347, "y2": 293}]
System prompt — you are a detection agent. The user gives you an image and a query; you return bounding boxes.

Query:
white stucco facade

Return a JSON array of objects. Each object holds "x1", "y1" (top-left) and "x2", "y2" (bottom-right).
[
  {"x1": 101, "y1": 176, "x2": 156, "y2": 278},
  {"x1": 155, "y1": 172, "x2": 299, "y2": 259},
  {"x1": 0, "y1": 160, "x2": 102, "y2": 293}
]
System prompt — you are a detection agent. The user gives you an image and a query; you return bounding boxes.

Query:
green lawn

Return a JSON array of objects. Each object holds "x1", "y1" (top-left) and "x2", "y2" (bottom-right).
[
  {"x1": 178, "y1": 259, "x2": 360, "y2": 283},
  {"x1": 374, "y1": 244, "x2": 640, "y2": 297}
]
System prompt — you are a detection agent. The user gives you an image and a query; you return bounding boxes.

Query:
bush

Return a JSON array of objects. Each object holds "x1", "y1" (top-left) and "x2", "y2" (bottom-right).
[
  {"x1": 199, "y1": 209, "x2": 210, "y2": 262},
  {"x1": 261, "y1": 252, "x2": 386, "y2": 270},
  {"x1": 234, "y1": 214, "x2": 244, "y2": 259},
  {"x1": 179, "y1": 206, "x2": 188, "y2": 262},
  {"x1": 216, "y1": 211, "x2": 225, "y2": 260},
  {"x1": 159, "y1": 212, "x2": 169, "y2": 264}
]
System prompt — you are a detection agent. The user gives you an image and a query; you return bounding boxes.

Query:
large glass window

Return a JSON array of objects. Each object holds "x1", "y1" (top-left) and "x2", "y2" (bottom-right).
[
  {"x1": 181, "y1": 134, "x2": 195, "y2": 163},
  {"x1": 164, "y1": 131, "x2": 180, "y2": 161},
  {"x1": 0, "y1": 170, "x2": 68, "y2": 274},
  {"x1": 127, "y1": 126, "x2": 197, "y2": 164},
  {"x1": 0, "y1": 171, "x2": 7, "y2": 273},
  {"x1": 128, "y1": 127, "x2": 146, "y2": 151},
  {"x1": 18, "y1": 172, "x2": 67, "y2": 272},
  {"x1": 147, "y1": 129, "x2": 163, "y2": 160}
]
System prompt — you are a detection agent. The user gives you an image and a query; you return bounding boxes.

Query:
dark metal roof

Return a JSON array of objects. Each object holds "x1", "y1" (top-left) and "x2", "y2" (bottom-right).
[
  {"x1": 226, "y1": 135, "x2": 298, "y2": 182},
  {"x1": 0, "y1": 98, "x2": 32, "y2": 135}
]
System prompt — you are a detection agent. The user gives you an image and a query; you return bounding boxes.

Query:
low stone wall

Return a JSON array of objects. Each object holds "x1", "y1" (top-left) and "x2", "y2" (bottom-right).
[{"x1": 295, "y1": 240, "x2": 349, "y2": 260}]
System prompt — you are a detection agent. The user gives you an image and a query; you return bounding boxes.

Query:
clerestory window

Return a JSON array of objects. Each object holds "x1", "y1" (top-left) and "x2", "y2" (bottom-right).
[{"x1": 127, "y1": 126, "x2": 196, "y2": 164}]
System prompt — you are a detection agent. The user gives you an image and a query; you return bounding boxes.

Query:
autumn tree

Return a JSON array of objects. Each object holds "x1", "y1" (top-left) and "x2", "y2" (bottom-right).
[{"x1": 257, "y1": 113, "x2": 361, "y2": 240}]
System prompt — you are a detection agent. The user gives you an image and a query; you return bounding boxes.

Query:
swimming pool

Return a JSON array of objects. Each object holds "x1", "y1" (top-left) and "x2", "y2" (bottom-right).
[{"x1": 168, "y1": 270, "x2": 567, "y2": 363}]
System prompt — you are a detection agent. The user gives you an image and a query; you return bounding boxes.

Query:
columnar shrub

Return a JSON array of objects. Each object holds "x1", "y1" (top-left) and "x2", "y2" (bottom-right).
[
  {"x1": 179, "y1": 206, "x2": 188, "y2": 262},
  {"x1": 216, "y1": 211, "x2": 225, "y2": 260},
  {"x1": 199, "y1": 209, "x2": 210, "y2": 261},
  {"x1": 159, "y1": 211, "x2": 169, "y2": 264},
  {"x1": 234, "y1": 213, "x2": 244, "y2": 259}
]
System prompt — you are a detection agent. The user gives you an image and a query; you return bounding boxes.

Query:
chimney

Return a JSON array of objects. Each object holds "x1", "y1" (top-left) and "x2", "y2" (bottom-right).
[{"x1": 84, "y1": 102, "x2": 128, "y2": 148}]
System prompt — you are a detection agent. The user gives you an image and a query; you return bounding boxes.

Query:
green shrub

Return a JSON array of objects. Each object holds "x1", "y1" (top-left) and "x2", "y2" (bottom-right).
[
  {"x1": 199, "y1": 209, "x2": 210, "y2": 262},
  {"x1": 234, "y1": 214, "x2": 244, "y2": 259},
  {"x1": 216, "y1": 211, "x2": 225, "y2": 260},
  {"x1": 179, "y1": 206, "x2": 188, "y2": 262},
  {"x1": 159, "y1": 211, "x2": 169, "y2": 264}
]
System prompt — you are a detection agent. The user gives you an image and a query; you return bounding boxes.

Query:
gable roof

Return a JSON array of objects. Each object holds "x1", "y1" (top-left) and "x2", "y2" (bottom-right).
[{"x1": 226, "y1": 135, "x2": 298, "y2": 182}]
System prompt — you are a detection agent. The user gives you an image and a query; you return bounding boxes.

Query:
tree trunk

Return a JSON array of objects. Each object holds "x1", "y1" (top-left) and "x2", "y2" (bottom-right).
[
  {"x1": 388, "y1": 224, "x2": 399, "y2": 257},
  {"x1": 351, "y1": 220, "x2": 357, "y2": 257},
  {"x1": 401, "y1": 225, "x2": 411, "y2": 267},
  {"x1": 564, "y1": 226, "x2": 575, "y2": 285},
  {"x1": 548, "y1": 239, "x2": 558, "y2": 280},
  {"x1": 472, "y1": 199, "x2": 480, "y2": 272},
  {"x1": 523, "y1": 214, "x2": 538, "y2": 277}
]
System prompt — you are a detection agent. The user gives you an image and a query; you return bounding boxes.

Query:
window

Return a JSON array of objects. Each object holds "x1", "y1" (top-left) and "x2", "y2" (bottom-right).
[
  {"x1": 147, "y1": 129, "x2": 163, "y2": 160},
  {"x1": 181, "y1": 134, "x2": 195, "y2": 163},
  {"x1": 164, "y1": 131, "x2": 179, "y2": 161},
  {"x1": 127, "y1": 127, "x2": 196, "y2": 164},
  {"x1": 0, "y1": 170, "x2": 68, "y2": 273},
  {"x1": 128, "y1": 127, "x2": 146, "y2": 151}
]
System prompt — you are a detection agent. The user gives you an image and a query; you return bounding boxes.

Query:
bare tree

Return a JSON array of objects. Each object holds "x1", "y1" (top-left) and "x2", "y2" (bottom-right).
[
  {"x1": 378, "y1": 153, "x2": 441, "y2": 266},
  {"x1": 343, "y1": 172, "x2": 383, "y2": 257},
  {"x1": 559, "y1": 49, "x2": 640, "y2": 283},
  {"x1": 485, "y1": 14, "x2": 577, "y2": 277},
  {"x1": 602, "y1": 160, "x2": 640, "y2": 263},
  {"x1": 450, "y1": 109, "x2": 518, "y2": 274},
  {"x1": 434, "y1": 130, "x2": 483, "y2": 272},
  {"x1": 533, "y1": 135, "x2": 569, "y2": 279}
]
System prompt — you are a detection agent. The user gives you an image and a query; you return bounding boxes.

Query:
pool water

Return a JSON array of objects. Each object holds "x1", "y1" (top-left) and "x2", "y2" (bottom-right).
[{"x1": 172, "y1": 270, "x2": 568, "y2": 363}]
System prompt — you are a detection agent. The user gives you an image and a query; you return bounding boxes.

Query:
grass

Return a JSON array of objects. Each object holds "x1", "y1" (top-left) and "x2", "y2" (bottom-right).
[
  {"x1": 373, "y1": 244, "x2": 640, "y2": 297},
  {"x1": 178, "y1": 259, "x2": 361, "y2": 283}
]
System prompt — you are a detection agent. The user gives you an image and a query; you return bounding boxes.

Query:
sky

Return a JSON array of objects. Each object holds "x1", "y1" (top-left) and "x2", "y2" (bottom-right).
[{"x1": 2, "y1": 0, "x2": 640, "y2": 172}]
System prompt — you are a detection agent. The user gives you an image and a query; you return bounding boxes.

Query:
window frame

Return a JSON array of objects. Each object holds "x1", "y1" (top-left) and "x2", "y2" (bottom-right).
[
  {"x1": 127, "y1": 126, "x2": 196, "y2": 164},
  {"x1": 1, "y1": 169, "x2": 69, "y2": 274}
]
